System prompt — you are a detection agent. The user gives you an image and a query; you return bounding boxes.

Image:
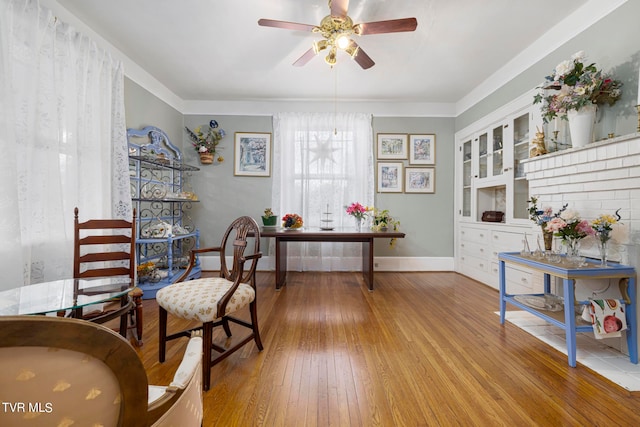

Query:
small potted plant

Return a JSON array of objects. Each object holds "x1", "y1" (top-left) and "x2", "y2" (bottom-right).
[
  {"x1": 370, "y1": 208, "x2": 399, "y2": 232},
  {"x1": 370, "y1": 207, "x2": 400, "y2": 247},
  {"x1": 262, "y1": 208, "x2": 278, "y2": 226}
]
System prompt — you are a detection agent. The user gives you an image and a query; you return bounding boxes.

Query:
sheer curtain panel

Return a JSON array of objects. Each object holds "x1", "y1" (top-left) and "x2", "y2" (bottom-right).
[
  {"x1": 272, "y1": 112, "x2": 374, "y2": 271},
  {"x1": 0, "y1": 0, "x2": 131, "y2": 289}
]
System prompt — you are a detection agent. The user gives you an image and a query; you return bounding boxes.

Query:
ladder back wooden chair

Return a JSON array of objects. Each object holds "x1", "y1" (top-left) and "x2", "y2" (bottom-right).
[
  {"x1": 156, "y1": 216, "x2": 263, "y2": 391},
  {"x1": 74, "y1": 207, "x2": 144, "y2": 345}
]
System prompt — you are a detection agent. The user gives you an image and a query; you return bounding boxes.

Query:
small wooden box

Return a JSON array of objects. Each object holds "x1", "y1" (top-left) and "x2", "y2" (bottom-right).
[{"x1": 482, "y1": 211, "x2": 504, "y2": 222}]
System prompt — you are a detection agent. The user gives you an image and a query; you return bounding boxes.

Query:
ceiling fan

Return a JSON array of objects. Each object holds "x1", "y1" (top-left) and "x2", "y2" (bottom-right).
[{"x1": 258, "y1": 0, "x2": 418, "y2": 69}]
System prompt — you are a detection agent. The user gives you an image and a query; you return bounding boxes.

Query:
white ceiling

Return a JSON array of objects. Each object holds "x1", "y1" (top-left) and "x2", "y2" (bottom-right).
[{"x1": 52, "y1": 0, "x2": 594, "y2": 107}]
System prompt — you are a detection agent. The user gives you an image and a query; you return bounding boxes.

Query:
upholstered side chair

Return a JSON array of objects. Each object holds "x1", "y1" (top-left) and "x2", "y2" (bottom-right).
[
  {"x1": 0, "y1": 315, "x2": 202, "y2": 427},
  {"x1": 156, "y1": 215, "x2": 263, "y2": 391}
]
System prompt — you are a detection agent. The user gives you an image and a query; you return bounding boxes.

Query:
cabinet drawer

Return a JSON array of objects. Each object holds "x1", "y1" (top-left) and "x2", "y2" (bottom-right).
[
  {"x1": 460, "y1": 240, "x2": 489, "y2": 259},
  {"x1": 492, "y1": 262, "x2": 533, "y2": 294},
  {"x1": 460, "y1": 226, "x2": 490, "y2": 245},
  {"x1": 491, "y1": 230, "x2": 525, "y2": 258},
  {"x1": 460, "y1": 253, "x2": 489, "y2": 273}
]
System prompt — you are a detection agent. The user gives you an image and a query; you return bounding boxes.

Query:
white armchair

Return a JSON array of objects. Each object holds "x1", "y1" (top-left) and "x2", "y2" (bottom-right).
[
  {"x1": 0, "y1": 315, "x2": 202, "y2": 427},
  {"x1": 148, "y1": 332, "x2": 203, "y2": 426}
]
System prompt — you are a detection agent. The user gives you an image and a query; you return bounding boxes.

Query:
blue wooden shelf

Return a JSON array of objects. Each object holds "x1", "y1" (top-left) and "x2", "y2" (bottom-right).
[
  {"x1": 128, "y1": 126, "x2": 202, "y2": 300},
  {"x1": 498, "y1": 251, "x2": 637, "y2": 367}
]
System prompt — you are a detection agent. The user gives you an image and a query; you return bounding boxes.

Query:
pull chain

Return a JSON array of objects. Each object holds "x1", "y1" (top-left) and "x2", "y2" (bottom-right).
[{"x1": 334, "y1": 67, "x2": 338, "y2": 135}]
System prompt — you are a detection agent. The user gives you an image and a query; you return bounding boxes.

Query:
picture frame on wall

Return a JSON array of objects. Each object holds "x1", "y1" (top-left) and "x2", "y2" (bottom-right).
[
  {"x1": 377, "y1": 162, "x2": 403, "y2": 193},
  {"x1": 377, "y1": 134, "x2": 408, "y2": 159},
  {"x1": 409, "y1": 134, "x2": 436, "y2": 165},
  {"x1": 405, "y1": 167, "x2": 435, "y2": 193},
  {"x1": 234, "y1": 132, "x2": 271, "y2": 177}
]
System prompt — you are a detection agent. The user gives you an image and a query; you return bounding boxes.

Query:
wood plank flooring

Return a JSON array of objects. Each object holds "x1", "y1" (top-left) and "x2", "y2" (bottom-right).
[{"x1": 135, "y1": 271, "x2": 640, "y2": 426}]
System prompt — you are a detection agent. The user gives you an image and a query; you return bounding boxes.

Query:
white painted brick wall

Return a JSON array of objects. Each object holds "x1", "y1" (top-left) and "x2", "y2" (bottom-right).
[{"x1": 525, "y1": 133, "x2": 640, "y2": 259}]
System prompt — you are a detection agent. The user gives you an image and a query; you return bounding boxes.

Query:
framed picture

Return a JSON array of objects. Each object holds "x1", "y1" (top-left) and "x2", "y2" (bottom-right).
[
  {"x1": 377, "y1": 162, "x2": 403, "y2": 193},
  {"x1": 409, "y1": 134, "x2": 436, "y2": 165},
  {"x1": 377, "y1": 134, "x2": 408, "y2": 159},
  {"x1": 405, "y1": 167, "x2": 435, "y2": 193},
  {"x1": 234, "y1": 132, "x2": 271, "y2": 177}
]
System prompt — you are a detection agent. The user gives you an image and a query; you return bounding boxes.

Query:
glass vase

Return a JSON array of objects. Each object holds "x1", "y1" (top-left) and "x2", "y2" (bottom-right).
[
  {"x1": 598, "y1": 239, "x2": 609, "y2": 267},
  {"x1": 565, "y1": 238, "x2": 580, "y2": 256},
  {"x1": 354, "y1": 217, "x2": 362, "y2": 232},
  {"x1": 564, "y1": 238, "x2": 584, "y2": 267},
  {"x1": 542, "y1": 228, "x2": 553, "y2": 251}
]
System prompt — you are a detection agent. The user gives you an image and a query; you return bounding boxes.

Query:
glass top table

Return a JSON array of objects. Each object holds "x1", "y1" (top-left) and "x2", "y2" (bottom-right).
[{"x1": 0, "y1": 277, "x2": 133, "y2": 317}]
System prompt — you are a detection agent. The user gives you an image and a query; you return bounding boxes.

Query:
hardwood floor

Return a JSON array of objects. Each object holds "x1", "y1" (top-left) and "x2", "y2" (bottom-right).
[{"x1": 136, "y1": 271, "x2": 640, "y2": 426}]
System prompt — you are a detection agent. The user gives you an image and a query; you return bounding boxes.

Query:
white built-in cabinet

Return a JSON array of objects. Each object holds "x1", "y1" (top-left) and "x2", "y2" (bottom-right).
[{"x1": 455, "y1": 90, "x2": 544, "y2": 292}]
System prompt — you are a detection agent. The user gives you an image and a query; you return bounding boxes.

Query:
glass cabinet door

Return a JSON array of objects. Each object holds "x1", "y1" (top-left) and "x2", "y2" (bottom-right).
[
  {"x1": 492, "y1": 124, "x2": 504, "y2": 177},
  {"x1": 476, "y1": 124, "x2": 505, "y2": 182},
  {"x1": 462, "y1": 139, "x2": 472, "y2": 218},
  {"x1": 513, "y1": 113, "x2": 529, "y2": 179},
  {"x1": 478, "y1": 132, "x2": 488, "y2": 179},
  {"x1": 512, "y1": 112, "x2": 530, "y2": 219}
]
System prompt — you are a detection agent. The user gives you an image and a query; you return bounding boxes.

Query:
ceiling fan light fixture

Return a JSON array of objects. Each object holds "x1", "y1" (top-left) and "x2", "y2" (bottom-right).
[
  {"x1": 313, "y1": 39, "x2": 328, "y2": 54},
  {"x1": 325, "y1": 47, "x2": 337, "y2": 66},
  {"x1": 344, "y1": 43, "x2": 359, "y2": 58},
  {"x1": 336, "y1": 35, "x2": 350, "y2": 50},
  {"x1": 259, "y1": 2, "x2": 417, "y2": 69}
]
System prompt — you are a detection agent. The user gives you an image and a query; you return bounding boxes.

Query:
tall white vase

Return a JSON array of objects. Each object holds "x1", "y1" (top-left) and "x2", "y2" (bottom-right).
[{"x1": 567, "y1": 104, "x2": 596, "y2": 148}]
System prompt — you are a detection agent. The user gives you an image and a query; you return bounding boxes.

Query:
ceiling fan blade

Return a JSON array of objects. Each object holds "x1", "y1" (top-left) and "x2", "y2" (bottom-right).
[
  {"x1": 358, "y1": 18, "x2": 418, "y2": 35},
  {"x1": 351, "y1": 43, "x2": 375, "y2": 70},
  {"x1": 293, "y1": 48, "x2": 317, "y2": 67},
  {"x1": 258, "y1": 18, "x2": 316, "y2": 32},
  {"x1": 330, "y1": 0, "x2": 349, "y2": 18}
]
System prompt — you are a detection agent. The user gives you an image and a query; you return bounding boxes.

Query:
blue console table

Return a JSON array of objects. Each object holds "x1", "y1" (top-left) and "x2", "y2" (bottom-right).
[{"x1": 498, "y1": 252, "x2": 637, "y2": 367}]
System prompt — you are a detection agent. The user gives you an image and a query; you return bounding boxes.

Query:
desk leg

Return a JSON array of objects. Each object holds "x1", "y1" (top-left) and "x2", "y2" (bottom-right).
[
  {"x1": 499, "y1": 260, "x2": 506, "y2": 324},
  {"x1": 564, "y1": 278, "x2": 577, "y2": 367},
  {"x1": 275, "y1": 238, "x2": 287, "y2": 290},
  {"x1": 362, "y1": 238, "x2": 374, "y2": 291},
  {"x1": 626, "y1": 276, "x2": 638, "y2": 364}
]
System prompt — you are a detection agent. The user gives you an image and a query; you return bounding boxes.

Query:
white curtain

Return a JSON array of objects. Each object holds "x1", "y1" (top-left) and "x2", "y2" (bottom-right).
[
  {"x1": 272, "y1": 112, "x2": 374, "y2": 271},
  {"x1": 0, "y1": 0, "x2": 131, "y2": 288}
]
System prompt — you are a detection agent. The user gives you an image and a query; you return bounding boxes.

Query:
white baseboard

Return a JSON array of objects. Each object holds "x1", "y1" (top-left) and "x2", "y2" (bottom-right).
[{"x1": 199, "y1": 255, "x2": 454, "y2": 272}]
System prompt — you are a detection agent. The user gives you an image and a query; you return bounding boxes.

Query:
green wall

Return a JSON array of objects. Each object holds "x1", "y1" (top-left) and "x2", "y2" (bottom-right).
[
  {"x1": 372, "y1": 117, "x2": 455, "y2": 258},
  {"x1": 123, "y1": 90, "x2": 456, "y2": 258},
  {"x1": 183, "y1": 115, "x2": 274, "y2": 249},
  {"x1": 124, "y1": 79, "x2": 183, "y2": 148}
]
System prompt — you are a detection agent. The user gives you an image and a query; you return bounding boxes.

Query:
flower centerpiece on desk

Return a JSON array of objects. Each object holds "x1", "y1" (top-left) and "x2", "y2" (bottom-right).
[
  {"x1": 369, "y1": 207, "x2": 400, "y2": 232},
  {"x1": 369, "y1": 207, "x2": 400, "y2": 248},
  {"x1": 528, "y1": 196, "x2": 567, "y2": 251},
  {"x1": 346, "y1": 202, "x2": 368, "y2": 232},
  {"x1": 533, "y1": 50, "x2": 623, "y2": 124},
  {"x1": 282, "y1": 213, "x2": 303, "y2": 229},
  {"x1": 185, "y1": 119, "x2": 226, "y2": 164},
  {"x1": 545, "y1": 209, "x2": 595, "y2": 257},
  {"x1": 591, "y1": 209, "x2": 622, "y2": 266}
]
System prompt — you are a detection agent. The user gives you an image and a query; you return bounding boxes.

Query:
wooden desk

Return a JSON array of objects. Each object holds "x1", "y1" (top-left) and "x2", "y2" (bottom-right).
[
  {"x1": 259, "y1": 227, "x2": 405, "y2": 291},
  {"x1": 498, "y1": 252, "x2": 637, "y2": 367}
]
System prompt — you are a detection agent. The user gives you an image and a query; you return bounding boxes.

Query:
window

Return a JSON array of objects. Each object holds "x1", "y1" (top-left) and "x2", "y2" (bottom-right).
[{"x1": 272, "y1": 113, "x2": 374, "y2": 270}]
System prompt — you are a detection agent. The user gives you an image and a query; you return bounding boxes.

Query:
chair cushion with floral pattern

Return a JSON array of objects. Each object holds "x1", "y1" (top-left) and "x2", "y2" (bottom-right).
[{"x1": 156, "y1": 277, "x2": 255, "y2": 323}]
